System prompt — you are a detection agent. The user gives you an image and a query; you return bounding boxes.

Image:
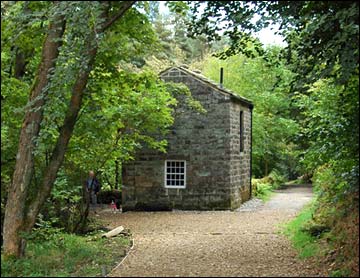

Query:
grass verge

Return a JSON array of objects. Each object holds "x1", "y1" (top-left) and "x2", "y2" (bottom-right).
[
  {"x1": 1, "y1": 230, "x2": 130, "y2": 277},
  {"x1": 282, "y1": 202, "x2": 320, "y2": 258}
]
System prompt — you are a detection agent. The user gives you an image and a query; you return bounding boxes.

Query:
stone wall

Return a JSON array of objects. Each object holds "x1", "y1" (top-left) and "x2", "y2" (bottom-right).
[
  {"x1": 122, "y1": 67, "x2": 252, "y2": 211},
  {"x1": 229, "y1": 101, "x2": 252, "y2": 208}
]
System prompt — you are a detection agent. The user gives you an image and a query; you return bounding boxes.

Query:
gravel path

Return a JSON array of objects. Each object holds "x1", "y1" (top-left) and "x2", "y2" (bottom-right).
[{"x1": 97, "y1": 185, "x2": 324, "y2": 277}]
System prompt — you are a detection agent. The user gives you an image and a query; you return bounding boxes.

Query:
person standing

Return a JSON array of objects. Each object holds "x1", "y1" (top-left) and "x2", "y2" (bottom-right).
[{"x1": 85, "y1": 170, "x2": 101, "y2": 206}]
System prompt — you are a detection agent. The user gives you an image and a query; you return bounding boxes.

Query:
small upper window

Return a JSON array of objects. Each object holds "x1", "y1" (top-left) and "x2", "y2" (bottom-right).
[
  {"x1": 240, "y1": 111, "x2": 244, "y2": 152},
  {"x1": 164, "y1": 160, "x2": 186, "y2": 188}
]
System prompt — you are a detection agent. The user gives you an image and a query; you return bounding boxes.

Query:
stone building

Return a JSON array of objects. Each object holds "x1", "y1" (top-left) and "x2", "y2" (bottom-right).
[{"x1": 122, "y1": 66, "x2": 253, "y2": 211}]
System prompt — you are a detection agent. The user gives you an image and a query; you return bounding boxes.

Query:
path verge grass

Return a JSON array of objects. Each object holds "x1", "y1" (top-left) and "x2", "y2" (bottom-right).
[{"x1": 282, "y1": 203, "x2": 321, "y2": 258}]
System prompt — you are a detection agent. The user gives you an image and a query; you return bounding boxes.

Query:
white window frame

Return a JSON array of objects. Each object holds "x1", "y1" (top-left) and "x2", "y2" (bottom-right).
[{"x1": 164, "y1": 160, "x2": 186, "y2": 189}]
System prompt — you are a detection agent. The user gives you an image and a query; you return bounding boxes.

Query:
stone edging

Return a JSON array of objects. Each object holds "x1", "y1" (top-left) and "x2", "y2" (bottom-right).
[{"x1": 106, "y1": 238, "x2": 135, "y2": 277}]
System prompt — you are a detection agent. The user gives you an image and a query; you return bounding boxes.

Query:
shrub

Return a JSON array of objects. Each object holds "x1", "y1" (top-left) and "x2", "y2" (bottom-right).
[
  {"x1": 268, "y1": 169, "x2": 286, "y2": 189},
  {"x1": 253, "y1": 181, "x2": 273, "y2": 201},
  {"x1": 311, "y1": 162, "x2": 359, "y2": 277},
  {"x1": 252, "y1": 170, "x2": 287, "y2": 200},
  {"x1": 1, "y1": 229, "x2": 131, "y2": 277}
]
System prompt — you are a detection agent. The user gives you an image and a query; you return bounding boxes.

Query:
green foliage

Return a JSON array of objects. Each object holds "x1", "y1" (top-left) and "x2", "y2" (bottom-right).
[
  {"x1": 253, "y1": 182, "x2": 273, "y2": 201},
  {"x1": 1, "y1": 229, "x2": 130, "y2": 277},
  {"x1": 268, "y1": 169, "x2": 286, "y2": 189},
  {"x1": 252, "y1": 169, "x2": 287, "y2": 201},
  {"x1": 1, "y1": 1, "x2": 185, "y2": 238},
  {"x1": 283, "y1": 203, "x2": 320, "y2": 258},
  {"x1": 193, "y1": 49, "x2": 299, "y2": 178},
  {"x1": 166, "y1": 1, "x2": 189, "y2": 16},
  {"x1": 67, "y1": 70, "x2": 177, "y2": 177},
  {"x1": 308, "y1": 163, "x2": 359, "y2": 276},
  {"x1": 21, "y1": 215, "x2": 64, "y2": 243},
  {"x1": 40, "y1": 169, "x2": 87, "y2": 233},
  {"x1": 312, "y1": 164, "x2": 358, "y2": 229},
  {"x1": 147, "y1": 7, "x2": 211, "y2": 68},
  {"x1": 294, "y1": 77, "x2": 359, "y2": 173},
  {"x1": 188, "y1": 1, "x2": 359, "y2": 87},
  {"x1": 187, "y1": 1, "x2": 265, "y2": 57}
]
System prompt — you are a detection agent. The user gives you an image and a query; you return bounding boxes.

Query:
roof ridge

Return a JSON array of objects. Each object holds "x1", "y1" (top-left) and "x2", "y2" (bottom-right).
[{"x1": 174, "y1": 66, "x2": 253, "y2": 107}]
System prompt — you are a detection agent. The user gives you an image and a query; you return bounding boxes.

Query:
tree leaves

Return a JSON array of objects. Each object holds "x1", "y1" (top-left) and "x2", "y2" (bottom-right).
[{"x1": 196, "y1": 49, "x2": 298, "y2": 177}]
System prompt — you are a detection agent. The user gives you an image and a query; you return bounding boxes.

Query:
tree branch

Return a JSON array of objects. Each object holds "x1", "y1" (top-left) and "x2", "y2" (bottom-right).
[{"x1": 101, "y1": 1, "x2": 136, "y2": 32}]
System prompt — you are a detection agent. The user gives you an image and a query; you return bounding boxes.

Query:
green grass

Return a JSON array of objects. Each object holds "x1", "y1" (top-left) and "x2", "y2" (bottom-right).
[
  {"x1": 1, "y1": 231, "x2": 130, "y2": 277},
  {"x1": 282, "y1": 203, "x2": 320, "y2": 258}
]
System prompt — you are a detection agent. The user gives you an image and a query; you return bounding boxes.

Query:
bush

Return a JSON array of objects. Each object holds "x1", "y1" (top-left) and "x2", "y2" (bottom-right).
[
  {"x1": 41, "y1": 170, "x2": 89, "y2": 234},
  {"x1": 252, "y1": 170, "x2": 287, "y2": 200},
  {"x1": 255, "y1": 183, "x2": 273, "y2": 201},
  {"x1": 311, "y1": 162, "x2": 359, "y2": 277},
  {"x1": 268, "y1": 169, "x2": 286, "y2": 189},
  {"x1": 1, "y1": 228, "x2": 131, "y2": 277}
]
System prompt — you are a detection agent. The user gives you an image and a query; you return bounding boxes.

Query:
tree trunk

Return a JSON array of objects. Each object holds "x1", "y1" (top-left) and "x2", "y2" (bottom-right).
[
  {"x1": 3, "y1": 5, "x2": 65, "y2": 258},
  {"x1": 24, "y1": 36, "x2": 99, "y2": 236},
  {"x1": 24, "y1": 0, "x2": 136, "y2": 232},
  {"x1": 72, "y1": 182, "x2": 90, "y2": 234},
  {"x1": 3, "y1": 0, "x2": 135, "y2": 259}
]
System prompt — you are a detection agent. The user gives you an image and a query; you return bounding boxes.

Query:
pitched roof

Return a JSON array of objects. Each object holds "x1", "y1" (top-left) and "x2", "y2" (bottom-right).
[{"x1": 160, "y1": 66, "x2": 253, "y2": 109}]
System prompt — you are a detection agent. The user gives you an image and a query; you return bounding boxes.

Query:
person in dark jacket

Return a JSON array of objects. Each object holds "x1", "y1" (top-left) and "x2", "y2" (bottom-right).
[{"x1": 85, "y1": 170, "x2": 101, "y2": 206}]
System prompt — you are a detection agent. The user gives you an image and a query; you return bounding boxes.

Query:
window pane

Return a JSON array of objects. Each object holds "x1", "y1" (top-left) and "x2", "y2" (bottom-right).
[{"x1": 165, "y1": 160, "x2": 186, "y2": 187}]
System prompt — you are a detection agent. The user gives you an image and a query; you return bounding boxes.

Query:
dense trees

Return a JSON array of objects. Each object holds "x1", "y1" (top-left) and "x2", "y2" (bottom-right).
[
  {"x1": 188, "y1": 1, "x2": 358, "y2": 274},
  {"x1": 1, "y1": 1, "x2": 202, "y2": 258},
  {"x1": 1, "y1": 1, "x2": 358, "y2": 273},
  {"x1": 2, "y1": 1, "x2": 138, "y2": 258}
]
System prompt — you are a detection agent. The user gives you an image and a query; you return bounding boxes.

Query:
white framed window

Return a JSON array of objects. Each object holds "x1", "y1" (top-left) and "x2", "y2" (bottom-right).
[{"x1": 164, "y1": 160, "x2": 186, "y2": 188}]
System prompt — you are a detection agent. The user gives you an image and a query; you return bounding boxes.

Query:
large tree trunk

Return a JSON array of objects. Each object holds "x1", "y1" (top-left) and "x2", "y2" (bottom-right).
[
  {"x1": 3, "y1": 4, "x2": 65, "y2": 257},
  {"x1": 24, "y1": 38, "x2": 99, "y2": 232}
]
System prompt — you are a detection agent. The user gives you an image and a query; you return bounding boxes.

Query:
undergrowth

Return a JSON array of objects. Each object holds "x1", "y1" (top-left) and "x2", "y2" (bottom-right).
[
  {"x1": 282, "y1": 202, "x2": 321, "y2": 258},
  {"x1": 1, "y1": 227, "x2": 130, "y2": 277},
  {"x1": 252, "y1": 170, "x2": 286, "y2": 201}
]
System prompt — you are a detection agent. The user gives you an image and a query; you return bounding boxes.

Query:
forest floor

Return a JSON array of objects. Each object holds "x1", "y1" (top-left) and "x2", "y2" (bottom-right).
[{"x1": 95, "y1": 185, "x2": 327, "y2": 277}]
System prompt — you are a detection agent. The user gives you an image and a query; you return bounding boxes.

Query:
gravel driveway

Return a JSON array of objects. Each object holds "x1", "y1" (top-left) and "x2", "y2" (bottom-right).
[{"x1": 98, "y1": 185, "x2": 324, "y2": 277}]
